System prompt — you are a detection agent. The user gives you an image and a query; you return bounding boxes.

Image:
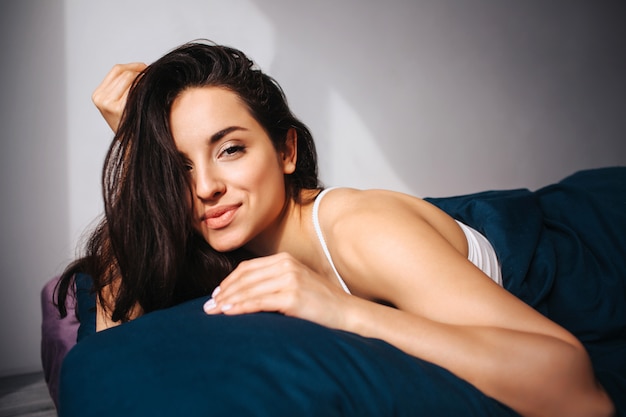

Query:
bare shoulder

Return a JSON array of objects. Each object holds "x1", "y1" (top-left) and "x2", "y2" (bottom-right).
[
  {"x1": 318, "y1": 188, "x2": 465, "y2": 255},
  {"x1": 315, "y1": 188, "x2": 467, "y2": 299},
  {"x1": 317, "y1": 189, "x2": 583, "y2": 347},
  {"x1": 317, "y1": 188, "x2": 425, "y2": 221}
]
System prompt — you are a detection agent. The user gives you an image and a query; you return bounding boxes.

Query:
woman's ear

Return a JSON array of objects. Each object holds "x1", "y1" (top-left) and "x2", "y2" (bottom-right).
[{"x1": 282, "y1": 128, "x2": 297, "y2": 174}]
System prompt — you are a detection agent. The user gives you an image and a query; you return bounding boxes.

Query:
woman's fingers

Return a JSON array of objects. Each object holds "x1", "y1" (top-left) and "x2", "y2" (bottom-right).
[
  {"x1": 206, "y1": 290, "x2": 298, "y2": 316},
  {"x1": 204, "y1": 255, "x2": 296, "y2": 313},
  {"x1": 203, "y1": 252, "x2": 350, "y2": 328},
  {"x1": 216, "y1": 253, "x2": 298, "y2": 295},
  {"x1": 92, "y1": 62, "x2": 147, "y2": 133}
]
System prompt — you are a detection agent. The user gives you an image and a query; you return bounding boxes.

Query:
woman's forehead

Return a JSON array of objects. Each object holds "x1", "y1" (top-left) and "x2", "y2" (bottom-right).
[{"x1": 171, "y1": 88, "x2": 253, "y2": 130}]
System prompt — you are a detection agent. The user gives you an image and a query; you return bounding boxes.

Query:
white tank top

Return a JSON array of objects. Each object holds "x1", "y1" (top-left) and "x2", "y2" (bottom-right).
[{"x1": 312, "y1": 188, "x2": 503, "y2": 295}]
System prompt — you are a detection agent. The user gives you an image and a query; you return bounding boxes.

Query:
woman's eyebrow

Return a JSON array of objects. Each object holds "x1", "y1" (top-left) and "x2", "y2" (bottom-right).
[{"x1": 210, "y1": 126, "x2": 248, "y2": 143}]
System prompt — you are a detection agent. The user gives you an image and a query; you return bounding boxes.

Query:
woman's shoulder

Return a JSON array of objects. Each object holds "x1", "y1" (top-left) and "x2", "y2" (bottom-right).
[
  {"x1": 317, "y1": 187, "x2": 465, "y2": 258},
  {"x1": 313, "y1": 188, "x2": 426, "y2": 241},
  {"x1": 317, "y1": 187, "x2": 430, "y2": 219}
]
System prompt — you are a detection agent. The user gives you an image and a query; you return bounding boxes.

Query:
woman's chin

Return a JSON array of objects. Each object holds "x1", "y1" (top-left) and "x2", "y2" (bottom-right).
[{"x1": 206, "y1": 236, "x2": 245, "y2": 253}]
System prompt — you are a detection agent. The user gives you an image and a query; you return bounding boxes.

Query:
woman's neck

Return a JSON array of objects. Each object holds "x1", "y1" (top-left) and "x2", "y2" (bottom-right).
[{"x1": 243, "y1": 190, "x2": 324, "y2": 270}]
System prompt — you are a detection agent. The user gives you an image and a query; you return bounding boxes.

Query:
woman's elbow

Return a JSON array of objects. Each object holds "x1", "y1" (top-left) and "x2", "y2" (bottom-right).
[
  {"x1": 548, "y1": 345, "x2": 615, "y2": 417},
  {"x1": 566, "y1": 385, "x2": 615, "y2": 417}
]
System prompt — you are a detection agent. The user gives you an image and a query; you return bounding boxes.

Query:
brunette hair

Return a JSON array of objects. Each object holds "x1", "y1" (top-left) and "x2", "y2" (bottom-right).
[{"x1": 56, "y1": 41, "x2": 320, "y2": 323}]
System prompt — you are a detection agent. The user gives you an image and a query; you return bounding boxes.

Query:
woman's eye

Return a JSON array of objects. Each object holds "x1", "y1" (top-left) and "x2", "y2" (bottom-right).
[{"x1": 220, "y1": 145, "x2": 245, "y2": 157}]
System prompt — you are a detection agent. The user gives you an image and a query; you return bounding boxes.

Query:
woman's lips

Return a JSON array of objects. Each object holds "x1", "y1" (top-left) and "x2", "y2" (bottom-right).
[{"x1": 201, "y1": 205, "x2": 240, "y2": 229}]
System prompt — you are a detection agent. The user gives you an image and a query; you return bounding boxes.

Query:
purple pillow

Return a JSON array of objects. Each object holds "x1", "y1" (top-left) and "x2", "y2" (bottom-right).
[{"x1": 41, "y1": 276, "x2": 79, "y2": 408}]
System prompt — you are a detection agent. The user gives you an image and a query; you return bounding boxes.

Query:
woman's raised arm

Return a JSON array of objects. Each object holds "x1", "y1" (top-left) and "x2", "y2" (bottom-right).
[{"x1": 92, "y1": 62, "x2": 146, "y2": 133}]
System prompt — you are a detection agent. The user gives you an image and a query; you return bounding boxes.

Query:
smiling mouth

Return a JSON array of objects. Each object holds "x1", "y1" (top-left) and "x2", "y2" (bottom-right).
[{"x1": 201, "y1": 205, "x2": 240, "y2": 230}]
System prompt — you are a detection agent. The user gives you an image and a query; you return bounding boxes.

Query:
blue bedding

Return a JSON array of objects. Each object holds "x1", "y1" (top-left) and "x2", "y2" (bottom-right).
[
  {"x1": 427, "y1": 167, "x2": 626, "y2": 414},
  {"x1": 58, "y1": 167, "x2": 626, "y2": 416}
]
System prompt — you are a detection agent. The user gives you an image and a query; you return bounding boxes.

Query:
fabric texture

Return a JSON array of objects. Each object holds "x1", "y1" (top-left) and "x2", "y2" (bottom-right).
[{"x1": 455, "y1": 220, "x2": 502, "y2": 285}]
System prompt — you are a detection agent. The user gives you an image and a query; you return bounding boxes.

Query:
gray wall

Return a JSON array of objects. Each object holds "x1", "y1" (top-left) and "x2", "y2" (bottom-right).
[
  {"x1": 1, "y1": 1, "x2": 69, "y2": 377},
  {"x1": 1, "y1": 0, "x2": 625, "y2": 376}
]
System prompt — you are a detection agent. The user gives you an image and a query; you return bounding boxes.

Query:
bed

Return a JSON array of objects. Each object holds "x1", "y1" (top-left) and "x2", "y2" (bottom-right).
[{"x1": 43, "y1": 167, "x2": 626, "y2": 416}]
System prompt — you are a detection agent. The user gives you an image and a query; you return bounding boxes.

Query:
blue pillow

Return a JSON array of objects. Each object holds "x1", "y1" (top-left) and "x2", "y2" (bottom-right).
[{"x1": 59, "y1": 297, "x2": 517, "y2": 416}]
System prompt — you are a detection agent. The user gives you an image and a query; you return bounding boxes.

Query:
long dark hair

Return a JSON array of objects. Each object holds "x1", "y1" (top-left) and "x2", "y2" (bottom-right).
[{"x1": 55, "y1": 41, "x2": 320, "y2": 323}]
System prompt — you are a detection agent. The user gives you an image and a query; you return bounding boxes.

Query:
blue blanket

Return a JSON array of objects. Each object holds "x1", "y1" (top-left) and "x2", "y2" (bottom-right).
[
  {"x1": 427, "y1": 167, "x2": 626, "y2": 415},
  {"x1": 58, "y1": 167, "x2": 626, "y2": 416}
]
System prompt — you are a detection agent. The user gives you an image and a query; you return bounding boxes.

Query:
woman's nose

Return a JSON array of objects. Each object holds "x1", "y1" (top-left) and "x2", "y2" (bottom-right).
[{"x1": 195, "y1": 166, "x2": 226, "y2": 201}]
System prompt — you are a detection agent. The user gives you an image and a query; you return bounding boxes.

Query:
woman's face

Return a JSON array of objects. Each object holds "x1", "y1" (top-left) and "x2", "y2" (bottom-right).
[{"x1": 169, "y1": 86, "x2": 297, "y2": 253}]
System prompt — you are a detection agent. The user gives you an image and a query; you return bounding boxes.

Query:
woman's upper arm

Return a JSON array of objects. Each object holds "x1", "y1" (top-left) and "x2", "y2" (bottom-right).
[{"x1": 328, "y1": 191, "x2": 580, "y2": 347}]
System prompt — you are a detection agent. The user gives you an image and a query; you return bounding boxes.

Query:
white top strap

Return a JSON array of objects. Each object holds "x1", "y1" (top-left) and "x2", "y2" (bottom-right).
[{"x1": 312, "y1": 188, "x2": 352, "y2": 294}]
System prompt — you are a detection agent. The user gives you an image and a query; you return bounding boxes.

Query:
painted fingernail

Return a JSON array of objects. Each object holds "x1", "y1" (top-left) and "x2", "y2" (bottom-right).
[
  {"x1": 212, "y1": 286, "x2": 221, "y2": 297},
  {"x1": 203, "y1": 298, "x2": 216, "y2": 312},
  {"x1": 221, "y1": 303, "x2": 233, "y2": 312}
]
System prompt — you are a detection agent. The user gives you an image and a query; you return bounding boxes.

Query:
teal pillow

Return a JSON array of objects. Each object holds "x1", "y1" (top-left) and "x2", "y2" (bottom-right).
[{"x1": 59, "y1": 297, "x2": 516, "y2": 416}]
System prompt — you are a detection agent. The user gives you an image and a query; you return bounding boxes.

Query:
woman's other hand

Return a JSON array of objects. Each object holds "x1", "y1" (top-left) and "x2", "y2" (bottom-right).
[
  {"x1": 204, "y1": 252, "x2": 352, "y2": 329},
  {"x1": 92, "y1": 62, "x2": 147, "y2": 133}
]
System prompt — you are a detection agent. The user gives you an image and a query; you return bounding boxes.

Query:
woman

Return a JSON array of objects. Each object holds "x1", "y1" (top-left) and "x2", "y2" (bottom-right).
[{"x1": 56, "y1": 41, "x2": 614, "y2": 417}]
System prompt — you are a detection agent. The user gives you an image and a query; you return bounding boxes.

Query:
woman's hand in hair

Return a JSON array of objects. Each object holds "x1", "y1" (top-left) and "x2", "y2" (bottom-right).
[
  {"x1": 204, "y1": 252, "x2": 352, "y2": 329},
  {"x1": 92, "y1": 62, "x2": 147, "y2": 133}
]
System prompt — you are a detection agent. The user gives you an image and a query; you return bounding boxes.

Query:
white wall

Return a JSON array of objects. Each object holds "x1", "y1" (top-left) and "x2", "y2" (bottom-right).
[{"x1": 1, "y1": 0, "x2": 625, "y2": 376}]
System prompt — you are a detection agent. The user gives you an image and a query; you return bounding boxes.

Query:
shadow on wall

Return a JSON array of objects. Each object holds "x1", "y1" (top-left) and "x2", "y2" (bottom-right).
[
  {"x1": 0, "y1": 0, "x2": 69, "y2": 376},
  {"x1": 252, "y1": 0, "x2": 626, "y2": 196}
]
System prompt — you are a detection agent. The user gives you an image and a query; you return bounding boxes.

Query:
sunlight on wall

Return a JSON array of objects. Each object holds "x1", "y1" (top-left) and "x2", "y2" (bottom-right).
[{"x1": 325, "y1": 90, "x2": 413, "y2": 194}]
